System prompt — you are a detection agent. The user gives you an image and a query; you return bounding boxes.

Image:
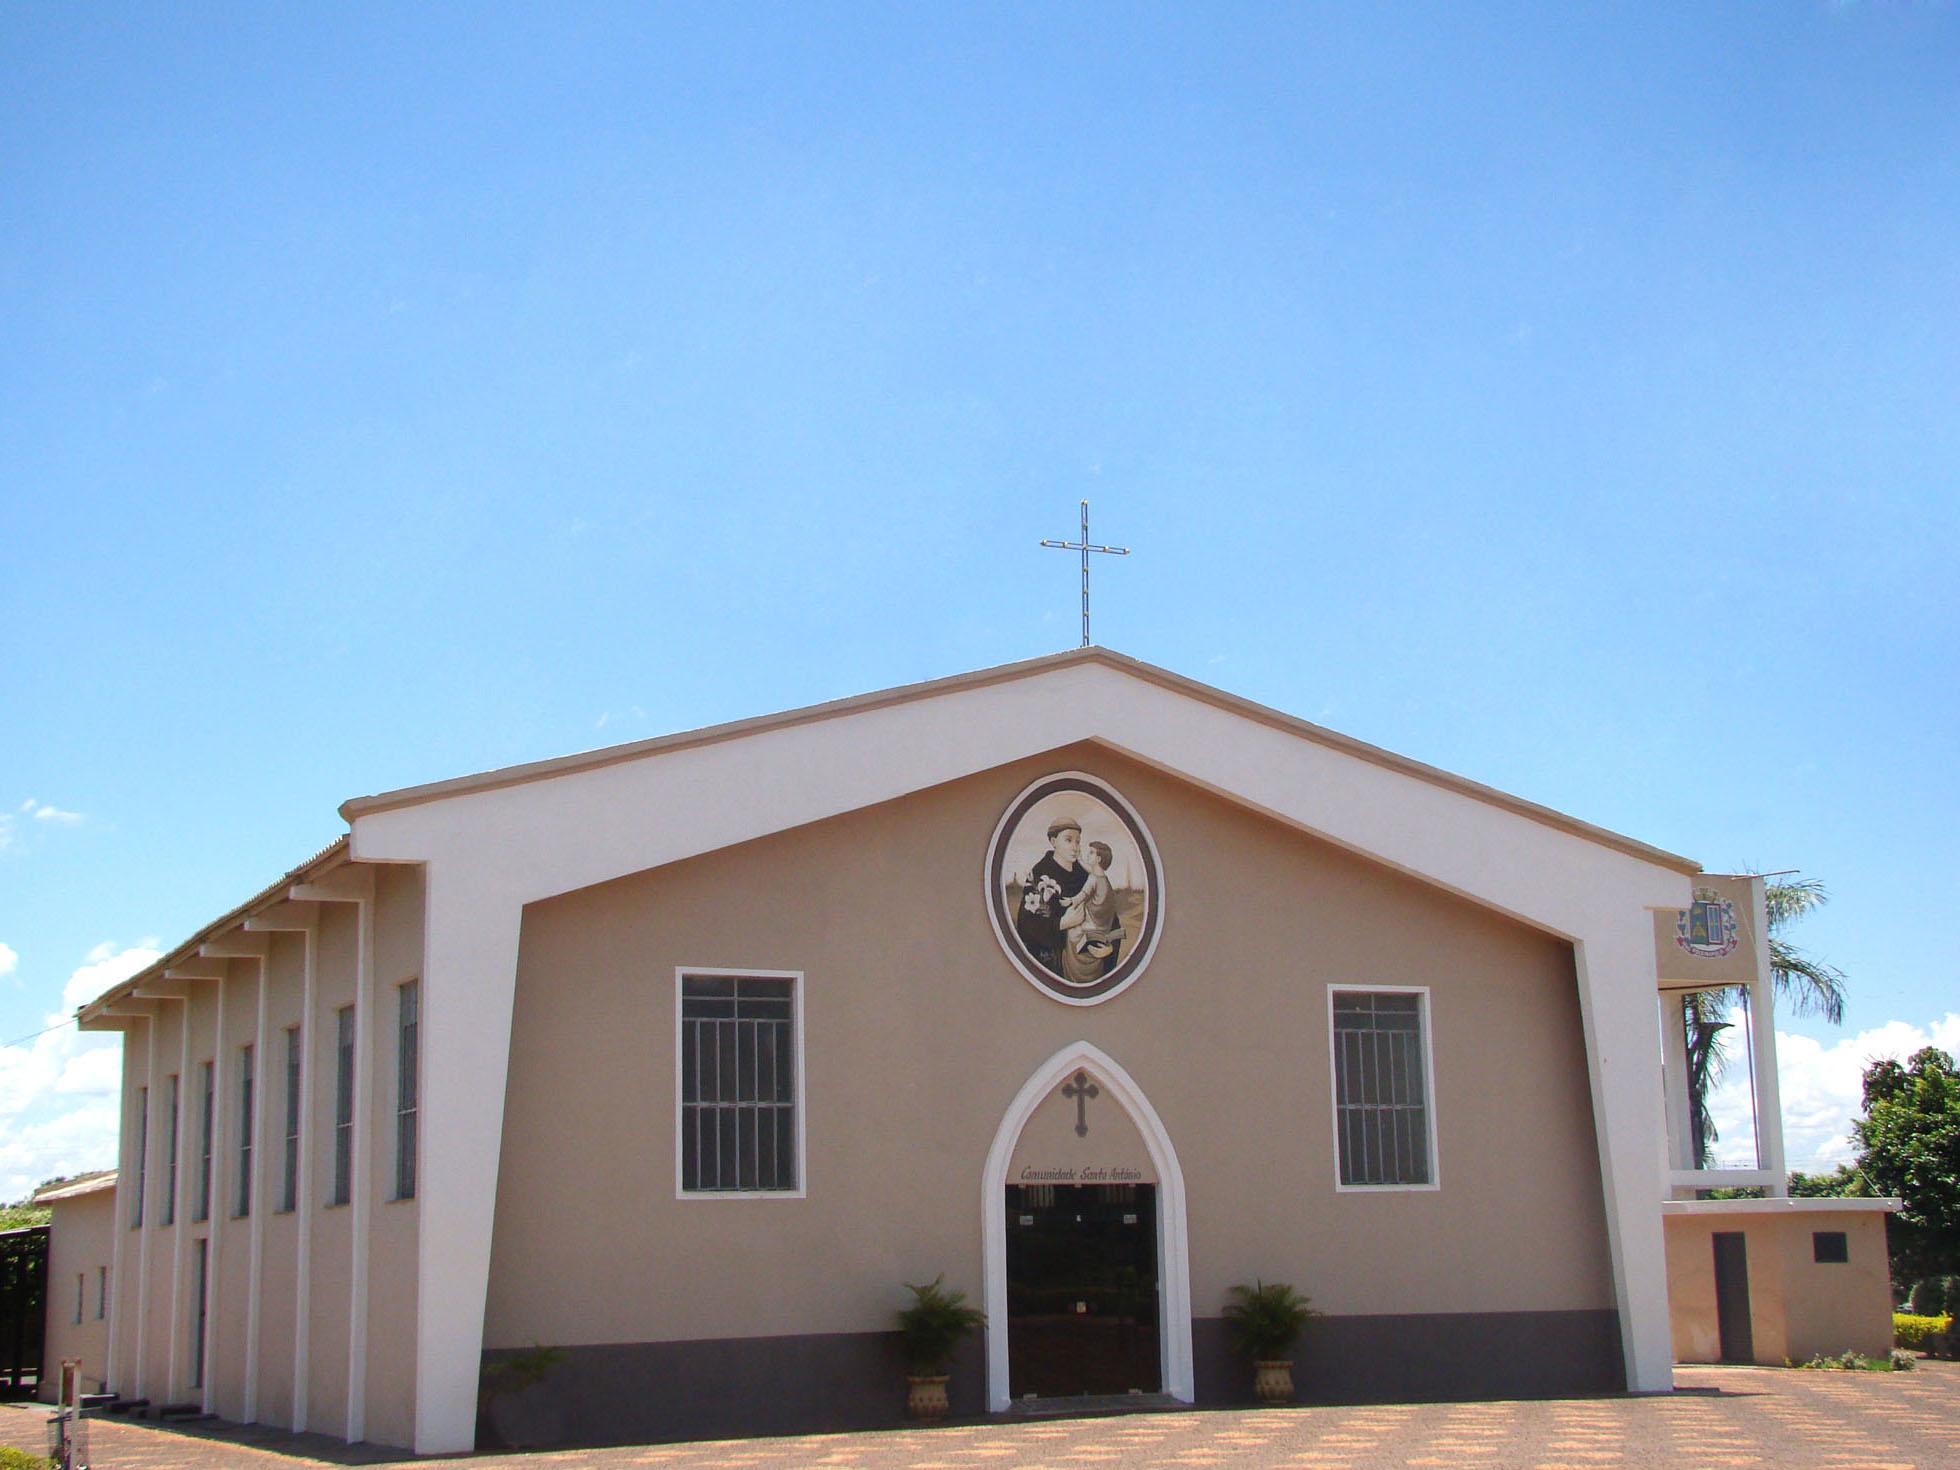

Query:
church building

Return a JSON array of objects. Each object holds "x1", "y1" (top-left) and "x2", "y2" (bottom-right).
[{"x1": 75, "y1": 648, "x2": 1896, "y2": 1453}]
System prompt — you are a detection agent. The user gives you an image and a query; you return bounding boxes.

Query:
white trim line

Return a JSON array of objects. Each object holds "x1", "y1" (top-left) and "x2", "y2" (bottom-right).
[
  {"x1": 671, "y1": 967, "x2": 808, "y2": 1201},
  {"x1": 347, "y1": 893, "x2": 374, "y2": 1442},
  {"x1": 1325, "y1": 985, "x2": 1442, "y2": 1194},
  {"x1": 1661, "y1": 1197, "x2": 1901, "y2": 1216},
  {"x1": 980, "y1": 1041, "x2": 1192, "y2": 1411},
  {"x1": 981, "y1": 770, "x2": 1168, "y2": 1007},
  {"x1": 244, "y1": 957, "x2": 269, "y2": 1421},
  {"x1": 295, "y1": 920, "x2": 318, "y2": 1431},
  {"x1": 132, "y1": 1020, "x2": 157, "y2": 1399}
]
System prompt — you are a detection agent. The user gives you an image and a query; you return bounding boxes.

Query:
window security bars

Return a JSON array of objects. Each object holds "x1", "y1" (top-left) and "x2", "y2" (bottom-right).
[
  {"x1": 190, "y1": 1238, "x2": 208, "y2": 1390},
  {"x1": 163, "y1": 1076, "x2": 178, "y2": 1227},
  {"x1": 679, "y1": 975, "x2": 796, "y2": 1193},
  {"x1": 332, "y1": 1006, "x2": 354, "y2": 1206},
  {"x1": 1332, "y1": 991, "x2": 1431, "y2": 1187},
  {"x1": 133, "y1": 1086, "x2": 148, "y2": 1227},
  {"x1": 395, "y1": 981, "x2": 419, "y2": 1201},
  {"x1": 236, "y1": 1044, "x2": 254, "y2": 1218},
  {"x1": 195, "y1": 1062, "x2": 214, "y2": 1222},
  {"x1": 282, "y1": 1026, "x2": 301, "y2": 1212}
]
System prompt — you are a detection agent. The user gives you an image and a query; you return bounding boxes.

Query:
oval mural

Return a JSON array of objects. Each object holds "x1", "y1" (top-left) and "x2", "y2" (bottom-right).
[{"x1": 985, "y1": 772, "x2": 1164, "y2": 1005}]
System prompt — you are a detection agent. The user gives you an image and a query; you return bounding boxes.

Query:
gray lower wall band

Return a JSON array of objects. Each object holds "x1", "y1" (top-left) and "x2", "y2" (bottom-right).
[{"x1": 479, "y1": 1309, "x2": 1622, "y2": 1450}]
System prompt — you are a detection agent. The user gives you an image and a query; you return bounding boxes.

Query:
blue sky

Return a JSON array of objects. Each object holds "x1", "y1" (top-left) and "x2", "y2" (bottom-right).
[{"x1": 2, "y1": 3, "x2": 1955, "y2": 1196}]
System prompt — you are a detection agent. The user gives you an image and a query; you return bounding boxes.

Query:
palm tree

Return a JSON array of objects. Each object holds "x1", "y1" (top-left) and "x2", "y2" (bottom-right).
[{"x1": 1685, "y1": 875, "x2": 1845, "y2": 1168}]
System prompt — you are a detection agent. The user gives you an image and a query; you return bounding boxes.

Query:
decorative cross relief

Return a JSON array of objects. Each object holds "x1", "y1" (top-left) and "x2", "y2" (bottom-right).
[{"x1": 1061, "y1": 1070, "x2": 1100, "y2": 1137}]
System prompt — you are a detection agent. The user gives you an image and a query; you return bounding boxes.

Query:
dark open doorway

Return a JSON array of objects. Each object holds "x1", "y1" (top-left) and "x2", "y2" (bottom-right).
[
  {"x1": 1713, "y1": 1231, "x2": 1754, "y2": 1363},
  {"x1": 1005, "y1": 1183, "x2": 1160, "y2": 1398}
]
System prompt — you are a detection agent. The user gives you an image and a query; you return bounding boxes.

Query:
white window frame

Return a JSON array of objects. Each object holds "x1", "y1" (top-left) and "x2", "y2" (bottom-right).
[
  {"x1": 672, "y1": 966, "x2": 806, "y2": 1201},
  {"x1": 1325, "y1": 984, "x2": 1441, "y2": 1194}
]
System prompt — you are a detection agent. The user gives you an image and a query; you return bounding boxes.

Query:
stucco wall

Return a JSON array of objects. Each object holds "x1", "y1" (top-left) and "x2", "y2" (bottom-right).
[
  {"x1": 364, "y1": 862, "x2": 424, "y2": 1452},
  {"x1": 39, "y1": 1189, "x2": 115, "y2": 1399},
  {"x1": 485, "y1": 746, "x2": 1612, "y2": 1352},
  {"x1": 1664, "y1": 1209, "x2": 1893, "y2": 1364},
  {"x1": 102, "y1": 865, "x2": 425, "y2": 1450}
]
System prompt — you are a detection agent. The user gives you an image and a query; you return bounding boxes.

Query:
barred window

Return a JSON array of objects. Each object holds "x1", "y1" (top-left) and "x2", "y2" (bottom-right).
[
  {"x1": 280, "y1": 1026, "x2": 301, "y2": 1213},
  {"x1": 194, "y1": 1061, "x2": 214, "y2": 1222},
  {"x1": 395, "y1": 980, "x2": 419, "y2": 1201},
  {"x1": 678, "y1": 974, "x2": 798, "y2": 1194},
  {"x1": 1331, "y1": 990, "x2": 1434, "y2": 1188},
  {"x1": 331, "y1": 1005, "x2": 355, "y2": 1206},
  {"x1": 236, "y1": 1044, "x2": 254, "y2": 1218},
  {"x1": 132, "y1": 1086, "x2": 148, "y2": 1228},
  {"x1": 163, "y1": 1075, "x2": 178, "y2": 1227}
]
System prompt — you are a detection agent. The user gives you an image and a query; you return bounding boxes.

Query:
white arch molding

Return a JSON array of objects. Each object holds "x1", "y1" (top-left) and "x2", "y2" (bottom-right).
[{"x1": 980, "y1": 1041, "x2": 1194, "y2": 1411}]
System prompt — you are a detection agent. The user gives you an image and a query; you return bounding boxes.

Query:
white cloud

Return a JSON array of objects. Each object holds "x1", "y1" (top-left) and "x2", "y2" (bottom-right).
[
  {"x1": 62, "y1": 942, "x2": 157, "y2": 1014},
  {"x1": 0, "y1": 1100, "x2": 121, "y2": 1204},
  {"x1": 0, "y1": 942, "x2": 16, "y2": 979},
  {"x1": 0, "y1": 941, "x2": 153, "y2": 1197},
  {"x1": 30, "y1": 803, "x2": 83, "y2": 825},
  {"x1": 1708, "y1": 1013, "x2": 1960, "y2": 1173}
]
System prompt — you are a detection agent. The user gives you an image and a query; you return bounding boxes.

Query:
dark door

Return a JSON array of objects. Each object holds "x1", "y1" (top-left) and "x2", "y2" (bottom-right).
[
  {"x1": 1713, "y1": 1231, "x2": 1753, "y2": 1363},
  {"x1": 1006, "y1": 1183, "x2": 1160, "y2": 1398}
]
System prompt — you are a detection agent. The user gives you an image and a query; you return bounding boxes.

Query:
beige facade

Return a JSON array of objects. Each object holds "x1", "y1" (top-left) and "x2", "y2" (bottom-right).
[
  {"x1": 67, "y1": 651, "x2": 1898, "y2": 1453},
  {"x1": 1663, "y1": 1204, "x2": 1894, "y2": 1364},
  {"x1": 34, "y1": 1173, "x2": 117, "y2": 1401},
  {"x1": 85, "y1": 860, "x2": 422, "y2": 1450},
  {"x1": 487, "y1": 746, "x2": 1614, "y2": 1353}
]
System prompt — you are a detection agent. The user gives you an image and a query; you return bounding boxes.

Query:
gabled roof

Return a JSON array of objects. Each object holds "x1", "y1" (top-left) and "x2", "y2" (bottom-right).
[
  {"x1": 342, "y1": 646, "x2": 1697, "y2": 873},
  {"x1": 32, "y1": 1169, "x2": 117, "y2": 1204}
]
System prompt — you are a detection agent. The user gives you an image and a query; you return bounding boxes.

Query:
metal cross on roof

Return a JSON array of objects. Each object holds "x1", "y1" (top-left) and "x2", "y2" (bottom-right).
[{"x1": 1040, "y1": 499, "x2": 1130, "y2": 648}]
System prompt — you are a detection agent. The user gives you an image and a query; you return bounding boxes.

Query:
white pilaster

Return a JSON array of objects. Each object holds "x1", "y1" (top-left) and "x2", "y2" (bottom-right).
[
  {"x1": 201, "y1": 936, "x2": 272, "y2": 1422},
  {"x1": 1659, "y1": 993, "x2": 1694, "y2": 1175},
  {"x1": 291, "y1": 870, "x2": 374, "y2": 1443},
  {"x1": 410, "y1": 878, "x2": 523, "y2": 1455},
  {"x1": 1572, "y1": 916, "x2": 1675, "y2": 1393},
  {"x1": 1744, "y1": 877, "x2": 1788, "y2": 1195},
  {"x1": 244, "y1": 903, "x2": 321, "y2": 1432}
]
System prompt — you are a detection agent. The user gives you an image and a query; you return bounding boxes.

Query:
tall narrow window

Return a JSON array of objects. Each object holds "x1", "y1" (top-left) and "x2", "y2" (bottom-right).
[
  {"x1": 677, "y1": 973, "x2": 799, "y2": 1194},
  {"x1": 281, "y1": 1025, "x2": 301, "y2": 1213},
  {"x1": 1330, "y1": 989, "x2": 1435, "y2": 1188},
  {"x1": 194, "y1": 1061, "x2": 214, "y2": 1222},
  {"x1": 75, "y1": 1273, "x2": 84, "y2": 1325},
  {"x1": 395, "y1": 980, "x2": 419, "y2": 1201},
  {"x1": 331, "y1": 1005, "x2": 354, "y2": 1206},
  {"x1": 235, "y1": 1044, "x2": 254, "y2": 1217},
  {"x1": 133, "y1": 1085, "x2": 148, "y2": 1227},
  {"x1": 96, "y1": 1265, "x2": 108, "y2": 1320},
  {"x1": 163, "y1": 1074, "x2": 179, "y2": 1227},
  {"x1": 190, "y1": 1238, "x2": 208, "y2": 1390}
]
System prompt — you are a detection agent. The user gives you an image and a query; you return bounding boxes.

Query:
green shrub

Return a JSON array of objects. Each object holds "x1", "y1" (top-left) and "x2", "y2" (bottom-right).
[
  {"x1": 895, "y1": 1275, "x2": 985, "y2": 1375},
  {"x1": 0, "y1": 1448, "x2": 52, "y2": 1470},
  {"x1": 1222, "y1": 1280, "x2": 1321, "y2": 1362},
  {"x1": 1894, "y1": 1312, "x2": 1952, "y2": 1350}
]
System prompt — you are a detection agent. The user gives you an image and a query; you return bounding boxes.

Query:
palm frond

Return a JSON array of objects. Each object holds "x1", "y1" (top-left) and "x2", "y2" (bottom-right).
[{"x1": 1770, "y1": 938, "x2": 1847, "y2": 1025}]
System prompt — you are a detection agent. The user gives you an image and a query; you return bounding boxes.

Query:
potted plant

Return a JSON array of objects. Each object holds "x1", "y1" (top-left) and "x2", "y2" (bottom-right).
[
  {"x1": 896, "y1": 1275, "x2": 986, "y2": 1420},
  {"x1": 1223, "y1": 1280, "x2": 1320, "y2": 1404}
]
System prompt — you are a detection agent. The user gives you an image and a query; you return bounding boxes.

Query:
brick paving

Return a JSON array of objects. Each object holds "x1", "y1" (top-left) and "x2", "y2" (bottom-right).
[{"x1": 4, "y1": 1362, "x2": 1957, "y2": 1469}]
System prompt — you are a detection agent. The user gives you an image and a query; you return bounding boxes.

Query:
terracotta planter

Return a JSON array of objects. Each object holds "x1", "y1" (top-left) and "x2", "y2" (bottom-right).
[
  {"x1": 907, "y1": 1373, "x2": 951, "y2": 1420},
  {"x1": 1253, "y1": 1360, "x2": 1295, "y2": 1404}
]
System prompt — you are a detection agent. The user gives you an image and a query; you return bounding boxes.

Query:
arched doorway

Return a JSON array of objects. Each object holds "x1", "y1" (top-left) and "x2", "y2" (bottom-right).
[{"x1": 980, "y1": 1042, "x2": 1193, "y2": 1409}]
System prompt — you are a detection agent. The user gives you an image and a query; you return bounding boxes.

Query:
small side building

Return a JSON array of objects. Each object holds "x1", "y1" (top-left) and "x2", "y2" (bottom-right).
[{"x1": 34, "y1": 1171, "x2": 118, "y2": 1401}]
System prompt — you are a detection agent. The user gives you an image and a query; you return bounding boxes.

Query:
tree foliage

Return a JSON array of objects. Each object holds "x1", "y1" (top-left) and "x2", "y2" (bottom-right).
[{"x1": 1853, "y1": 1047, "x2": 1960, "y2": 1286}]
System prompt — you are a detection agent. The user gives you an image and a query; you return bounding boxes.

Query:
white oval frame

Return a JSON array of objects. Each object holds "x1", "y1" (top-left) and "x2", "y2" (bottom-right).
[{"x1": 983, "y1": 770, "x2": 1167, "y2": 1007}]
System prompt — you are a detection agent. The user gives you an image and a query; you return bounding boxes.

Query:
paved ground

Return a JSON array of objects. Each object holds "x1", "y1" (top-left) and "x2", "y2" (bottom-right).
[{"x1": 4, "y1": 1363, "x2": 1957, "y2": 1469}]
